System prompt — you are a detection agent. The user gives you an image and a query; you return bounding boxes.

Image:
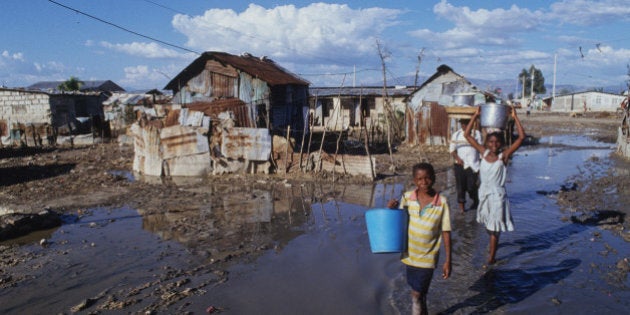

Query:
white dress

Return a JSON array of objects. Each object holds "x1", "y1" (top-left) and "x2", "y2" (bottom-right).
[{"x1": 477, "y1": 150, "x2": 514, "y2": 232}]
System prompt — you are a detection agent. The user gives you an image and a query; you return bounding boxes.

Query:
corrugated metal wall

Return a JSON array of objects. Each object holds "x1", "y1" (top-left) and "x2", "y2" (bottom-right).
[
  {"x1": 211, "y1": 73, "x2": 236, "y2": 98},
  {"x1": 408, "y1": 102, "x2": 449, "y2": 145}
]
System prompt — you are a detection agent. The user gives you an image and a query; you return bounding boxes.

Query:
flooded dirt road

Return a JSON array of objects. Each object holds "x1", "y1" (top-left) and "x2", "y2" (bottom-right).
[{"x1": 1, "y1": 113, "x2": 629, "y2": 314}]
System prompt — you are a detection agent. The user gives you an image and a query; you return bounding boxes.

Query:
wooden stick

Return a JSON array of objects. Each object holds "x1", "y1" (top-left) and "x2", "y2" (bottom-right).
[{"x1": 284, "y1": 125, "x2": 291, "y2": 175}]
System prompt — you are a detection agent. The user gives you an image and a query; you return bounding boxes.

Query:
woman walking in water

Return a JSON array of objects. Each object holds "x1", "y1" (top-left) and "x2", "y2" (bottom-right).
[{"x1": 464, "y1": 106, "x2": 525, "y2": 265}]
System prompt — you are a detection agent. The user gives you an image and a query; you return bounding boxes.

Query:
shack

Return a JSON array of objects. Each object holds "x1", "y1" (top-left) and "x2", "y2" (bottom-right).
[
  {"x1": 103, "y1": 90, "x2": 172, "y2": 138},
  {"x1": 164, "y1": 51, "x2": 310, "y2": 135},
  {"x1": 405, "y1": 65, "x2": 479, "y2": 145},
  {"x1": 132, "y1": 51, "x2": 311, "y2": 177},
  {"x1": 0, "y1": 87, "x2": 107, "y2": 146}
]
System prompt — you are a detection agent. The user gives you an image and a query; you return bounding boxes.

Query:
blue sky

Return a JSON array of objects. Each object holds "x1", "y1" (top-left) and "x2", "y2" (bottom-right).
[{"x1": 2, "y1": 0, "x2": 630, "y2": 92}]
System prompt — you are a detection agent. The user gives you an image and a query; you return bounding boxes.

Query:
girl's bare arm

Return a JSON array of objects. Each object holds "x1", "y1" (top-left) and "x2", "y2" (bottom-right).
[
  {"x1": 464, "y1": 107, "x2": 486, "y2": 154},
  {"x1": 502, "y1": 106, "x2": 525, "y2": 161}
]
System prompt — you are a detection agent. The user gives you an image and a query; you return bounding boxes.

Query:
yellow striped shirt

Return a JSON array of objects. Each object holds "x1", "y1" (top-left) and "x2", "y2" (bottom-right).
[{"x1": 399, "y1": 191, "x2": 451, "y2": 268}]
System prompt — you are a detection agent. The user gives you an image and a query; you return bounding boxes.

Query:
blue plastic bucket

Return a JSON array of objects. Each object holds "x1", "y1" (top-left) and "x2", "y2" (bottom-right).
[{"x1": 365, "y1": 208, "x2": 408, "y2": 253}]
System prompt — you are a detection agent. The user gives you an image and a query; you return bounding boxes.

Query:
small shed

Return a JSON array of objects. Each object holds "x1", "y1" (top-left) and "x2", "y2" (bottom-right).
[{"x1": 405, "y1": 65, "x2": 478, "y2": 145}]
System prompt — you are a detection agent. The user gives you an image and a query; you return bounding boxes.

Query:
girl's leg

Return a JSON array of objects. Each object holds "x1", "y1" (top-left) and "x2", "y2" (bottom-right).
[
  {"x1": 411, "y1": 290, "x2": 428, "y2": 315},
  {"x1": 488, "y1": 232, "x2": 500, "y2": 264}
]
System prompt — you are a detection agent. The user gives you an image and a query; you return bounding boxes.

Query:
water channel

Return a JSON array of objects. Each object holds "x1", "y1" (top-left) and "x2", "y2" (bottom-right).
[{"x1": 1, "y1": 135, "x2": 628, "y2": 314}]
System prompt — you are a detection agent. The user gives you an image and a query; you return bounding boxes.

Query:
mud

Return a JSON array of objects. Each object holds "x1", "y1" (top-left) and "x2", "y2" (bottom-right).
[{"x1": 0, "y1": 111, "x2": 628, "y2": 314}]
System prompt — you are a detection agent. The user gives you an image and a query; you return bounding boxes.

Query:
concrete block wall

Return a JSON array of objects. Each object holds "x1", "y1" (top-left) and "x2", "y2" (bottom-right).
[
  {"x1": 320, "y1": 154, "x2": 376, "y2": 179},
  {"x1": 0, "y1": 89, "x2": 52, "y2": 126}
]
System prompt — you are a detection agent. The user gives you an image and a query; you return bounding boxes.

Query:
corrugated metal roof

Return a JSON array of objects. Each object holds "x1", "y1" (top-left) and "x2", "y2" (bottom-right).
[
  {"x1": 165, "y1": 51, "x2": 309, "y2": 91},
  {"x1": 310, "y1": 86, "x2": 415, "y2": 97}
]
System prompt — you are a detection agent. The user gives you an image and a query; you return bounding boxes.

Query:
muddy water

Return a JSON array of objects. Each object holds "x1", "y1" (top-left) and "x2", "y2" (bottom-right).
[{"x1": 1, "y1": 135, "x2": 629, "y2": 314}]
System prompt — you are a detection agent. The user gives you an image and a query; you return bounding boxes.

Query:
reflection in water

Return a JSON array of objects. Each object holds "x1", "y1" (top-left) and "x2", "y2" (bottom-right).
[
  {"x1": 499, "y1": 224, "x2": 587, "y2": 262},
  {"x1": 438, "y1": 259, "x2": 581, "y2": 314},
  {"x1": 138, "y1": 185, "x2": 312, "y2": 259}
]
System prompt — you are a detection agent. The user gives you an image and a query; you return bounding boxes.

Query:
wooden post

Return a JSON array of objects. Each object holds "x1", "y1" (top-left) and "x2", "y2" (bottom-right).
[{"x1": 284, "y1": 125, "x2": 291, "y2": 175}]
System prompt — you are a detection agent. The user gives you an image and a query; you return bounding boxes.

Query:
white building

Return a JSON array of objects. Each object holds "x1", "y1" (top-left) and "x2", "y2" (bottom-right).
[{"x1": 544, "y1": 91, "x2": 626, "y2": 113}]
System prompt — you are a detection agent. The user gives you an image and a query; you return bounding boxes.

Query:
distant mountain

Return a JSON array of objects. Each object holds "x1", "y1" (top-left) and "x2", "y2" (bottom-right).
[{"x1": 371, "y1": 75, "x2": 625, "y2": 98}]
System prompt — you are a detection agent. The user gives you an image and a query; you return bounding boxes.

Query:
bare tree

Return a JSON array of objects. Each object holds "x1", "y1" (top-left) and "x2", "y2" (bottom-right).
[{"x1": 376, "y1": 39, "x2": 395, "y2": 170}]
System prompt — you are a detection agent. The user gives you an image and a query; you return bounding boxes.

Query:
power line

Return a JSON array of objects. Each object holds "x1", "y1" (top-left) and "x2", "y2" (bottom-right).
[
  {"x1": 141, "y1": 0, "x2": 187, "y2": 15},
  {"x1": 47, "y1": 0, "x2": 200, "y2": 55},
  {"x1": 297, "y1": 68, "x2": 380, "y2": 77}
]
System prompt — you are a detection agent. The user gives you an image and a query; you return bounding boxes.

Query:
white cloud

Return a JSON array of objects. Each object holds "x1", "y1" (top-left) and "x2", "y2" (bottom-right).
[
  {"x1": 1, "y1": 50, "x2": 25, "y2": 61},
  {"x1": 98, "y1": 41, "x2": 195, "y2": 59},
  {"x1": 33, "y1": 61, "x2": 66, "y2": 73},
  {"x1": 410, "y1": 0, "x2": 544, "y2": 48},
  {"x1": 118, "y1": 64, "x2": 185, "y2": 89},
  {"x1": 549, "y1": 0, "x2": 630, "y2": 26},
  {"x1": 171, "y1": 3, "x2": 401, "y2": 65}
]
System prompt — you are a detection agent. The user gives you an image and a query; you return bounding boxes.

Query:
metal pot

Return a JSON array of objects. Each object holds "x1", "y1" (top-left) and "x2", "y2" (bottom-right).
[
  {"x1": 452, "y1": 94, "x2": 475, "y2": 106},
  {"x1": 480, "y1": 103, "x2": 510, "y2": 129}
]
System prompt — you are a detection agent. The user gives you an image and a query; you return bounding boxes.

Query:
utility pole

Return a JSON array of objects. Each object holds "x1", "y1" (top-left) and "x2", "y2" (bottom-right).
[
  {"x1": 552, "y1": 53, "x2": 557, "y2": 108},
  {"x1": 530, "y1": 71, "x2": 535, "y2": 108},
  {"x1": 521, "y1": 75, "x2": 526, "y2": 106}
]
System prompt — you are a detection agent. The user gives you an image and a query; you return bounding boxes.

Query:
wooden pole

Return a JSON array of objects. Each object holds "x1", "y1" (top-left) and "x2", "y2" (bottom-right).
[
  {"x1": 360, "y1": 89, "x2": 374, "y2": 179},
  {"x1": 305, "y1": 100, "x2": 315, "y2": 173},
  {"x1": 284, "y1": 125, "x2": 291, "y2": 175}
]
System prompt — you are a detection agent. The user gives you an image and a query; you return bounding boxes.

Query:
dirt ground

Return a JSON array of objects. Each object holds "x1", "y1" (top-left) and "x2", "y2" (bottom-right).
[
  {"x1": 1, "y1": 111, "x2": 629, "y2": 312},
  {"x1": 0, "y1": 111, "x2": 627, "y2": 235}
]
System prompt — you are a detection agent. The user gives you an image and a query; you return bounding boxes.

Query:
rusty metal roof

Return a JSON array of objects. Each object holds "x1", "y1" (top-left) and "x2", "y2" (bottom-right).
[{"x1": 165, "y1": 51, "x2": 309, "y2": 91}]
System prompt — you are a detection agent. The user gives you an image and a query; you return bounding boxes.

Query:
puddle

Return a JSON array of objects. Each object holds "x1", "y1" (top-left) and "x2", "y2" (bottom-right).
[
  {"x1": 1, "y1": 135, "x2": 629, "y2": 314},
  {"x1": 106, "y1": 170, "x2": 136, "y2": 182}
]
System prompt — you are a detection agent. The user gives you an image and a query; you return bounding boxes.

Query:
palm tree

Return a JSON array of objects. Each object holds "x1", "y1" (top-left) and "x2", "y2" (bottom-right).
[{"x1": 57, "y1": 76, "x2": 84, "y2": 92}]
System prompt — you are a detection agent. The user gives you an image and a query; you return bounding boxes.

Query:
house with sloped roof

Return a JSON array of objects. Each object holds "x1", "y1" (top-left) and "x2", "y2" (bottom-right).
[
  {"x1": 164, "y1": 51, "x2": 310, "y2": 134},
  {"x1": 27, "y1": 80, "x2": 125, "y2": 93},
  {"x1": 405, "y1": 65, "x2": 480, "y2": 145}
]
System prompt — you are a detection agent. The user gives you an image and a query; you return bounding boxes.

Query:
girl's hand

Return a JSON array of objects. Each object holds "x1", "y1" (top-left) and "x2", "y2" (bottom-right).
[
  {"x1": 473, "y1": 106, "x2": 481, "y2": 117},
  {"x1": 387, "y1": 199, "x2": 399, "y2": 209},
  {"x1": 511, "y1": 106, "x2": 518, "y2": 118},
  {"x1": 442, "y1": 261, "x2": 451, "y2": 279}
]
